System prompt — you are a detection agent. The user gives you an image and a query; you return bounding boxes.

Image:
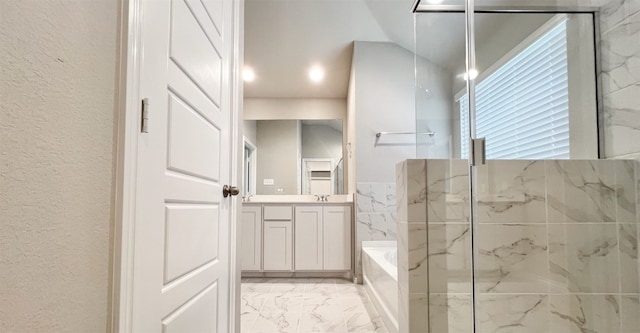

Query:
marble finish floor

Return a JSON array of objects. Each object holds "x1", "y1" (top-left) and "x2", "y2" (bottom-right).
[{"x1": 241, "y1": 278, "x2": 389, "y2": 333}]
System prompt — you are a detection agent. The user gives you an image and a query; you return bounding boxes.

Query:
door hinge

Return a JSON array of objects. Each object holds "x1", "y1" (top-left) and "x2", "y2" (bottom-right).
[
  {"x1": 141, "y1": 98, "x2": 150, "y2": 133},
  {"x1": 469, "y1": 137, "x2": 486, "y2": 166}
]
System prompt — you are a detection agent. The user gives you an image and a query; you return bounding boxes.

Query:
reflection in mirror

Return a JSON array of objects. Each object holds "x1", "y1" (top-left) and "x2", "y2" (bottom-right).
[{"x1": 243, "y1": 119, "x2": 344, "y2": 195}]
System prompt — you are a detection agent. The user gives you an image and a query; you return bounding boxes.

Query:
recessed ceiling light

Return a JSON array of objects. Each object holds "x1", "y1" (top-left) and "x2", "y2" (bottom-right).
[
  {"x1": 243, "y1": 67, "x2": 256, "y2": 82},
  {"x1": 427, "y1": 0, "x2": 444, "y2": 4},
  {"x1": 465, "y1": 69, "x2": 479, "y2": 80},
  {"x1": 309, "y1": 66, "x2": 325, "y2": 83},
  {"x1": 458, "y1": 68, "x2": 478, "y2": 81}
]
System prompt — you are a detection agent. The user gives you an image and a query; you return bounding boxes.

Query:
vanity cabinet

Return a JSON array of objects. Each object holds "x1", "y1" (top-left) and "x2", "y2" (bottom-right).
[
  {"x1": 241, "y1": 203, "x2": 351, "y2": 274},
  {"x1": 294, "y1": 205, "x2": 351, "y2": 271},
  {"x1": 294, "y1": 206, "x2": 323, "y2": 270},
  {"x1": 262, "y1": 205, "x2": 293, "y2": 271},
  {"x1": 322, "y1": 206, "x2": 351, "y2": 270},
  {"x1": 241, "y1": 205, "x2": 262, "y2": 271}
]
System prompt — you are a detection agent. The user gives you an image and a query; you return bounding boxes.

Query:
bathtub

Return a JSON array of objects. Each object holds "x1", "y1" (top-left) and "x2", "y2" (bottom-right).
[{"x1": 362, "y1": 241, "x2": 398, "y2": 333}]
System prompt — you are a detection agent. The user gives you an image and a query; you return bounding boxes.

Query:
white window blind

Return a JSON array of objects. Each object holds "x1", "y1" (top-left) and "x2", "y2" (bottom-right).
[{"x1": 460, "y1": 19, "x2": 570, "y2": 159}]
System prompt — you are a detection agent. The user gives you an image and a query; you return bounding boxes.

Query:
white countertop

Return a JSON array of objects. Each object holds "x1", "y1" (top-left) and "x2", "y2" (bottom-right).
[{"x1": 241, "y1": 194, "x2": 353, "y2": 204}]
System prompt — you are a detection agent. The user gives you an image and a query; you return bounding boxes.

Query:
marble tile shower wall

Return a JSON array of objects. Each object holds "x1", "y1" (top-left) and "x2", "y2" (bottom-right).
[
  {"x1": 599, "y1": 0, "x2": 640, "y2": 159},
  {"x1": 398, "y1": 159, "x2": 640, "y2": 333},
  {"x1": 355, "y1": 182, "x2": 397, "y2": 276}
]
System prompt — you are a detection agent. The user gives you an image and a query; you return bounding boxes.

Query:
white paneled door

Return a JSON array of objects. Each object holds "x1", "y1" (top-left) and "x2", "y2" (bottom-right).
[{"x1": 132, "y1": 0, "x2": 236, "y2": 331}]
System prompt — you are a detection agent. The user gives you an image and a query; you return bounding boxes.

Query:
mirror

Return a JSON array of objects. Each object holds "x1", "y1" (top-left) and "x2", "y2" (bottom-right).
[{"x1": 243, "y1": 119, "x2": 344, "y2": 195}]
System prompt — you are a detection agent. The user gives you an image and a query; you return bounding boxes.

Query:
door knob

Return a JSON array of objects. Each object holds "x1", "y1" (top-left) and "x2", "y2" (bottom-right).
[{"x1": 223, "y1": 185, "x2": 240, "y2": 198}]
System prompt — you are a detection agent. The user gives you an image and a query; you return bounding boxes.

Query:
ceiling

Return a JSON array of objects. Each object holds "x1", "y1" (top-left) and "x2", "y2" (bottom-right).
[
  {"x1": 244, "y1": 0, "x2": 392, "y2": 99},
  {"x1": 244, "y1": 0, "x2": 551, "y2": 99}
]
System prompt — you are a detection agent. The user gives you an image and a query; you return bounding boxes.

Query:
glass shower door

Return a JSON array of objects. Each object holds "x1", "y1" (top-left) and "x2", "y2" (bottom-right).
[
  {"x1": 468, "y1": 6, "x2": 637, "y2": 333},
  {"x1": 415, "y1": 0, "x2": 639, "y2": 332},
  {"x1": 414, "y1": 7, "x2": 475, "y2": 333}
]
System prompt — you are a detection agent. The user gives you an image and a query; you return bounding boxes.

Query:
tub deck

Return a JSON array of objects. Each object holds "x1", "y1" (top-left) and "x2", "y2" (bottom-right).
[{"x1": 362, "y1": 241, "x2": 399, "y2": 333}]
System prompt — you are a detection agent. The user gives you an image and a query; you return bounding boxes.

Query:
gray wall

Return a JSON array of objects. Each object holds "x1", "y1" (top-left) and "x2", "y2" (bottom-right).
[
  {"x1": 353, "y1": 41, "x2": 454, "y2": 184},
  {"x1": 416, "y1": 52, "x2": 454, "y2": 159},
  {"x1": 353, "y1": 41, "x2": 416, "y2": 184},
  {"x1": 256, "y1": 120, "x2": 300, "y2": 194},
  {"x1": 0, "y1": 0, "x2": 117, "y2": 331},
  {"x1": 244, "y1": 120, "x2": 258, "y2": 146}
]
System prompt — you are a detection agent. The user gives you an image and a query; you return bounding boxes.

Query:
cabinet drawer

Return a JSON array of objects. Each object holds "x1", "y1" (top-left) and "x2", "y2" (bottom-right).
[{"x1": 263, "y1": 205, "x2": 292, "y2": 220}]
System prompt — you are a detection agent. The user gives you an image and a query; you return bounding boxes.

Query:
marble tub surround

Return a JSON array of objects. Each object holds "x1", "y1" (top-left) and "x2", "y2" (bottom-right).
[
  {"x1": 476, "y1": 224, "x2": 549, "y2": 293},
  {"x1": 427, "y1": 224, "x2": 471, "y2": 294},
  {"x1": 600, "y1": 2, "x2": 640, "y2": 159},
  {"x1": 620, "y1": 223, "x2": 640, "y2": 292},
  {"x1": 600, "y1": 10, "x2": 640, "y2": 97},
  {"x1": 240, "y1": 278, "x2": 389, "y2": 333},
  {"x1": 475, "y1": 160, "x2": 547, "y2": 223},
  {"x1": 362, "y1": 242, "x2": 399, "y2": 332},
  {"x1": 395, "y1": 159, "x2": 640, "y2": 333},
  {"x1": 545, "y1": 160, "x2": 618, "y2": 222},
  {"x1": 548, "y1": 223, "x2": 621, "y2": 293},
  {"x1": 428, "y1": 293, "x2": 472, "y2": 333},
  {"x1": 395, "y1": 160, "x2": 430, "y2": 333},
  {"x1": 355, "y1": 182, "x2": 397, "y2": 278},
  {"x1": 356, "y1": 183, "x2": 396, "y2": 214},
  {"x1": 598, "y1": 0, "x2": 640, "y2": 34},
  {"x1": 425, "y1": 159, "x2": 470, "y2": 223},
  {"x1": 478, "y1": 294, "x2": 550, "y2": 332}
]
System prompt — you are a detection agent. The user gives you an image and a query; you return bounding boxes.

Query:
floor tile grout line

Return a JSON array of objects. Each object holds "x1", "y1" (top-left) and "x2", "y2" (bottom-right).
[
  {"x1": 333, "y1": 280, "x2": 352, "y2": 333},
  {"x1": 296, "y1": 282, "x2": 308, "y2": 333},
  {"x1": 338, "y1": 280, "x2": 356, "y2": 333},
  {"x1": 248, "y1": 282, "x2": 273, "y2": 333}
]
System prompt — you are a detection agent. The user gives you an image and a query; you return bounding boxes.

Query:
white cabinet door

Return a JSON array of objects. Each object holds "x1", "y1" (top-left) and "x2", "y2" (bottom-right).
[
  {"x1": 263, "y1": 221, "x2": 293, "y2": 271},
  {"x1": 323, "y1": 206, "x2": 351, "y2": 270},
  {"x1": 294, "y1": 206, "x2": 323, "y2": 270},
  {"x1": 241, "y1": 205, "x2": 262, "y2": 271}
]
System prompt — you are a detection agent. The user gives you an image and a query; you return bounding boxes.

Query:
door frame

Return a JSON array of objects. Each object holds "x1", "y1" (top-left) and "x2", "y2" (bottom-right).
[
  {"x1": 243, "y1": 137, "x2": 257, "y2": 195},
  {"x1": 301, "y1": 158, "x2": 335, "y2": 195},
  {"x1": 109, "y1": 0, "x2": 244, "y2": 331}
]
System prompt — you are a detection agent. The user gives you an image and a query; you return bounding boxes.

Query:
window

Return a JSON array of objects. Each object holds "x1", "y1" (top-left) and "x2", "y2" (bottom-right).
[{"x1": 459, "y1": 18, "x2": 570, "y2": 159}]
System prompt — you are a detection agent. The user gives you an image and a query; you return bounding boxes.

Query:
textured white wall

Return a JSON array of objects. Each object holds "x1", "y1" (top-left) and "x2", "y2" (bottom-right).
[{"x1": 0, "y1": 1, "x2": 118, "y2": 332}]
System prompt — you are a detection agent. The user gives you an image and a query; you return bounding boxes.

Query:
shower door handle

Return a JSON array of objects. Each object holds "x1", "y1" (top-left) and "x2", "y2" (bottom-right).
[{"x1": 469, "y1": 137, "x2": 486, "y2": 166}]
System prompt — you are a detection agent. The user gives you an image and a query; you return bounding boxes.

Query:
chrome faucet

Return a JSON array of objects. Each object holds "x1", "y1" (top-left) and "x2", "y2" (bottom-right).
[{"x1": 315, "y1": 195, "x2": 330, "y2": 202}]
